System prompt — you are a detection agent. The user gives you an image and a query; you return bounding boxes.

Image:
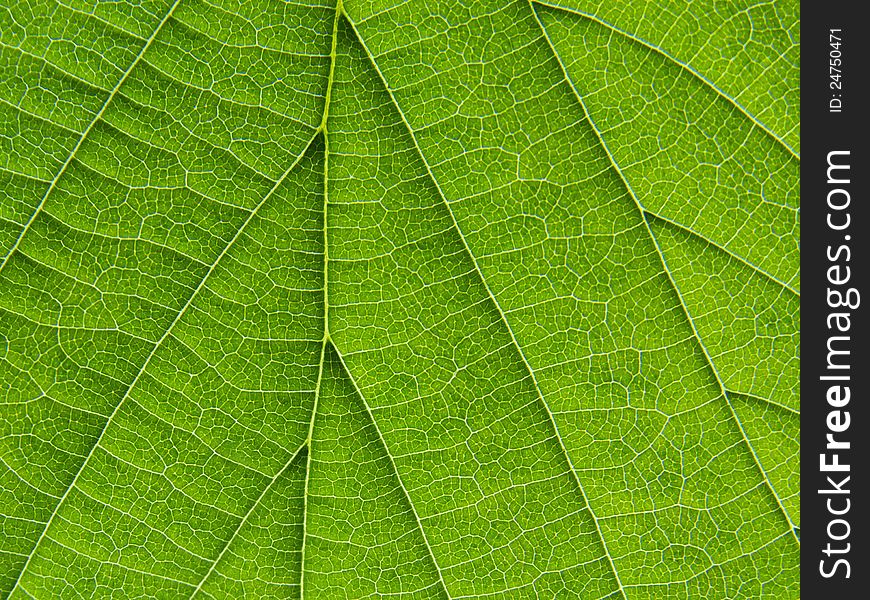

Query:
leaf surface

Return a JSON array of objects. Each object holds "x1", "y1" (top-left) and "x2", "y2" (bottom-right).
[{"x1": 0, "y1": 0, "x2": 799, "y2": 597}]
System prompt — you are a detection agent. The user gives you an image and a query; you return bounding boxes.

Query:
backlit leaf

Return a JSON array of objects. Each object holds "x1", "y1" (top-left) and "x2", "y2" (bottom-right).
[{"x1": 0, "y1": 0, "x2": 799, "y2": 597}]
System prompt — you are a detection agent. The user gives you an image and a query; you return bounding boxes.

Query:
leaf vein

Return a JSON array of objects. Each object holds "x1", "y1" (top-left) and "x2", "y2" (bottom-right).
[
  {"x1": 345, "y1": 10, "x2": 629, "y2": 597},
  {"x1": 531, "y1": 0, "x2": 800, "y2": 160},
  {"x1": 5, "y1": 129, "x2": 322, "y2": 597},
  {"x1": 0, "y1": 0, "x2": 185, "y2": 275},
  {"x1": 532, "y1": 8, "x2": 799, "y2": 545}
]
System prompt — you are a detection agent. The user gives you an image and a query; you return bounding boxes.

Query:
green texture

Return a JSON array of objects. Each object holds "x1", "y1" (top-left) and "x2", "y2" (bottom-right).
[{"x1": 0, "y1": 0, "x2": 799, "y2": 597}]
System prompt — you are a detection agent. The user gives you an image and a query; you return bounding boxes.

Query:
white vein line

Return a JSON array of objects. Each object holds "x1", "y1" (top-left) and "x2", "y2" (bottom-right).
[
  {"x1": 644, "y1": 210, "x2": 799, "y2": 297},
  {"x1": 0, "y1": 0, "x2": 184, "y2": 275},
  {"x1": 531, "y1": 0, "x2": 800, "y2": 160},
  {"x1": 331, "y1": 342, "x2": 452, "y2": 600},
  {"x1": 0, "y1": 42, "x2": 111, "y2": 96},
  {"x1": 57, "y1": 1, "x2": 149, "y2": 42},
  {"x1": 187, "y1": 440, "x2": 308, "y2": 599},
  {"x1": 0, "y1": 97, "x2": 80, "y2": 136},
  {"x1": 5, "y1": 130, "x2": 321, "y2": 597},
  {"x1": 0, "y1": 454, "x2": 60, "y2": 500},
  {"x1": 531, "y1": 9, "x2": 800, "y2": 547},
  {"x1": 731, "y1": 390, "x2": 800, "y2": 417},
  {"x1": 645, "y1": 221, "x2": 801, "y2": 546},
  {"x1": 43, "y1": 527, "x2": 194, "y2": 586},
  {"x1": 344, "y1": 12, "x2": 627, "y2": 598}
]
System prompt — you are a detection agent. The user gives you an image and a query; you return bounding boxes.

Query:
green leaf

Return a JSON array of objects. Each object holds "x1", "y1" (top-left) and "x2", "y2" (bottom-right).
[{"x1": 0, "y1": 0, "x2": 799, "y2": 597}]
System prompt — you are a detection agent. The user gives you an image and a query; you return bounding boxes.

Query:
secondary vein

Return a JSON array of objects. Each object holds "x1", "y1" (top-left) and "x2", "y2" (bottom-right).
[
  {"x1": 187, "y1": 440, "x2": 309, "y2": 598},
  {"x1": 531, "y1": 0, "x2": 800, "y2": 161},
  {"x1": 330, "y1": 343, "x2": 454, "y2": 600},
  {"x1": 530, "y1": 4, "x2": 800, "y2": 547},
  {"x1": 344, "y1": 11, "x2": 629, "y2": 599},
  {"x1": 5, "y1": 125, "x2": 322, "y2": 597},
  {"x1": 0, "y1": 0, "x2": 184, "y2": 275}
]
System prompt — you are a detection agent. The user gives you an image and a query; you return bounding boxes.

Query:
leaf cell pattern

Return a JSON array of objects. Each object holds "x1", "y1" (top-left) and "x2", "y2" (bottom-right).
[{"x1": 0, "y1": 0, "x2": 799, "y2": 598}]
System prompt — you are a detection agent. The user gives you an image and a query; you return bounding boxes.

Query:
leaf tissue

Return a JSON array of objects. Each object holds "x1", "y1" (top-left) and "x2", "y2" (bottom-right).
[{"x1": 0, "y1": 0, "x2": 799, "y2": 597}]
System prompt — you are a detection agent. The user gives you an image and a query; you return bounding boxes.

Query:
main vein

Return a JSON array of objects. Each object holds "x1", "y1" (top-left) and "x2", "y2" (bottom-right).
[
  {"x1": 299, "y1": 2, "x2": 341, "y2": 594},
  {"x1": 144, "y1": 2, "x2": 344, "y2": 588}
]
